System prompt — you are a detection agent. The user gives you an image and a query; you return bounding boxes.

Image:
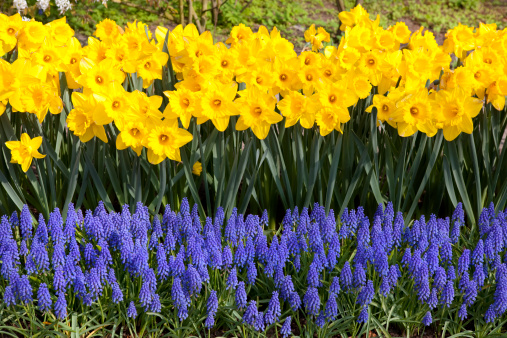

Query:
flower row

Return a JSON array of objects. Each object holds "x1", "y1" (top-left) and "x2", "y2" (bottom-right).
[
  {"x1": 1, "y1": 5, "x2": 506, "y2": 171},
  {"x1": 1, "y1": 199, "x2": 506, "y2": 335}
]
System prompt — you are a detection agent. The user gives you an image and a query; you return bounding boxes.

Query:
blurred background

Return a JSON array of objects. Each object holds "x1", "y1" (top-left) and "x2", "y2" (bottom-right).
[{"x1": 2, "y1": 0, "x2": 506, "y2": 48}]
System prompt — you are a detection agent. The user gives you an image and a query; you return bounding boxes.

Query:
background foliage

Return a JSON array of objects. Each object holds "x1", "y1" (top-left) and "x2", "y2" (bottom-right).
[{"x1": 1, "y1": 0, "x2": 506, "y2": 46}]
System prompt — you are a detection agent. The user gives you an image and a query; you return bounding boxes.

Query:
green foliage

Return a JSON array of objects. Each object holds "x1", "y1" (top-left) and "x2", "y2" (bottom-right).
[
  {"x1": 362, "y1": 0, "x2": 505, "y2": 33},
  {"x1": 216, "y1": 0, "x2": 340, "y2": 39}
]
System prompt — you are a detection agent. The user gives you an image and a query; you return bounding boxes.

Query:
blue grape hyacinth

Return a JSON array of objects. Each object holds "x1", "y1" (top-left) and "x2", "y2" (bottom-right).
[{"x1": 0, "y1": 200, "x2": 505, "y2": 335}]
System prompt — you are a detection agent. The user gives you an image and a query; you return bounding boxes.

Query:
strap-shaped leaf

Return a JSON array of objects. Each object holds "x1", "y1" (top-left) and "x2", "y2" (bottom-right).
[{"x1": 405, "y1": 132, "x2": 443, "y2": 224}]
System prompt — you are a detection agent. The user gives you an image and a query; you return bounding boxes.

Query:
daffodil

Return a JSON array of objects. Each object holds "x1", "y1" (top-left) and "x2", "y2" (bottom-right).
[
  {"x1": 137, "y1": 51, "x2": 169, "y2": 88},
  {"x1": 375, "y1": 28, "x2": 397, "y2": 51},
  {"x1": 67, "y1": 92, "x2": 108, "y2": 143},
  {"x1": 338, "y1": 47, "x2": 361, "y2": 70},
  {"x1": 304, "y1": 25, "x2": 330, "y2": 51},
  {"x1": 59, "y1": 37, "x2": 84, "y2": 89},
  {"x1": 5, "y1": 133, "x2": 45, "y2": 172},
  {"x1": 92, "y1": 83, "x2": 131, "y2": 125},
  {"x1": 215, "y1": 42, "x2": 238, "y2": 81},
  {"x1": 192, "y1": 161, "x2": 202, "y2": 176},
  {"x1": 226, "y1": 24, "x2": 254, "y2": 46},
  {"x1": 17, "y1": 20, "x2": 46, "y2": 52},
  {"x1": 78, "y1": 58, "x2": 125, "y2": 94},
  {"x1": 277, "y1": 90, "x2": 315, "y2": 129},
  {"x1": 105, "y1": 42, "x2": 132, "y2": 71},
  {"x1": 0, "y1": 13, "x2": 23, "y2": 56},
  {"x1": 442, "y1": 23, "x2": 475, "y2": 57},
  {"x1": 236, "y1": 66, "x2": 274, "y2": 91},
  {"x1": 0, "y1": 58, "x2": 19, "y2": 102},
  {"x1": 32, "y1": 39, "x2": 62, "y2": 77},
  {"x1": 193, "y1": 82, "x2": 239, "y2": 132},
  {"x1": 272, "y1": 58, "x2": 301, "y2": 96},
  {"x1": 45, "y1": 17, "x2": 74, "y2": 46},
  {"x1": 116, "y1": 121, "x2": 147, "y2": 156},
  {"x1": 391, "y1": 89, "x2": 438, "y2": 137},
  {"x1": 144, "y1": 120, "x2": 193, "y2": 164},
  {"x1": 163, "y1": 87, "x2": 197, "y2": 129},
  {"x1": 299, "y1": 66, "x2": 321, "y2": 95},
  {"x1": 366, "y1": 89, "x2": 404, "y2": 127},
  {"x1": 235, "y1": 87, "x2": 282, "y2": 139},
  {"x1": 10, "y1": 82, "x2": 63, "y2": 122},
  {"x1": 315, "y1": 106, "x2": 350, "y2": 136},
  {"x1": 359, "y1": 50, "x2": 383, "y2": 86},
  {"x1": 94, "y1": 18, "x2": 121, "y2": 45},
  {"x1": 434, "y1": 88, "x2": 483, "y2": 141},
  {"x1": 128, "y1": 91, "x2": 164, "y2": 130},
  {"x1": 317, "y1": 81, "x2": 358, "y2": 109},
  {"x1": 83, "y1": 37, "x2": 108, "y2": 64},
  {"x1": 338, "y1": 4, "x2": 370, "y2": 31},
  {"x1": 389, "y1": 22, "x2": 411, "y2": 44},
  {"x1": 347, "y1": 69, "x2": 372, "y2": 99}
]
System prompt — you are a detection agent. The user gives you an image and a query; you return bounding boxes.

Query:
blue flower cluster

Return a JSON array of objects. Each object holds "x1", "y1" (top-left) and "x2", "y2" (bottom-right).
[{"x1": 1, "y1": 200, "x2": 506, "y2": 334}]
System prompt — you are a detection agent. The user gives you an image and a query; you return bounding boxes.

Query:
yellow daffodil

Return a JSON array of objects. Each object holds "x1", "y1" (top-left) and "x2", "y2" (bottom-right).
[
  {"x1": 116, "y1": 121, "x2": 147, "y2": 156},
  {"x1": 299, "y1": 66, "x2": 321, "y2": 95},
  {"x1": 9, "y1": 81, "x2": 63, "y2": 122},
  {"x1": 338, "y1": 4, "x2": 370, "y2": 31},
  {"x1": 128, "y1": 91, "x2": 164, "y2": 130},
  {"x1": 338, "y1": 47, "x2": 361, "y2": 70},
  {"x1": 193, "y1": 82, "x2": 239, "y2": 132},
  {"x1": 434, "y1": 88, "x2": 483, "y2": 141},
  {"x1": 58, "y1": 37, "x2": 84, "y2": 89},
  {"x1": 32, "y1": 39, "x2": 62, "y2": 77},
  {"x1": 192, "y1": 161, "x2": 202, "y2": 176},
  {"x1": 226, "y1": 24, "x2": 254, "y2": 46},
  {"x1": 0, "y1": 13, "x2": 23, "y2": 56},
  {"x1": 391, "y1": 89, "x2": 438, "y2": 137},
  {"x1": 304, "y1": 25, "x2": 331, "y2": 51},
  {"x1": 144, "y1": 120, "x2": 193, "y2": 164},
  {"x1": 347, "y1": 69, "x2": 372, "y2": 99},
  {"x1": 78, "y1": 58, "x2": 125, "y2": 94},
  {"x1": 366, "y1": 89, "x2": 405, "y2": 127},
  {"x1": 215, "y1": 42, "x2": 238, "y2": 81},
  {"x1": 45, "y1": 17, "x2": 74, "y2": 46},
  {"x1": 94, "y1": 19, "x2": 121, "y2": 45},
  {"x1": 272, "y1": 58, "x2": 301, "y2": 96},
  {"x1": 359, "y1": 50, "x2": 383, "y2": 86},
  {"x1": 137, "y1": 51, "x2": 169, "y2": 88},
  {"x1": 163, "y1": 87, "x2": 197, "y2": 129},
  {"x1": 443, "y1": 24, "x2": 476, "y2": 57},
  {"x1": 236, "y1": 66, "x2": 274, "y2": 91},
  {"x1": 235, "y1": 87, "x2": 282, "y2": 139},
  {"x1": 67, "y1": 92, "x2": 108, "y2": 143},
  {"x1": 5, "y1": 133, "x2": 45, "y2": 172},
  {"x1": 317, "y1": 81, "x2": 358, "y2": 110},
  {"x1": 83, "y1": 37, "x2": 109, "y2": 64},
  {"x1": 0, "y1": 59, "x2": 19, "y2": 102},
  {"x1": 315, "y1": 106, "x2": 350, "y2": 136},
  {"x1": 17, "y1": 20, "x2": 47, "y2": 52},
  {"x1": 277, "y1": 90, "x2": 315, "y2": 129},
  {"x1": 92, "y1": 83, "x2": 131, "y2": 125},
  {"x1": 389, "y1": 22, "x2": 411, "y2": 44}
]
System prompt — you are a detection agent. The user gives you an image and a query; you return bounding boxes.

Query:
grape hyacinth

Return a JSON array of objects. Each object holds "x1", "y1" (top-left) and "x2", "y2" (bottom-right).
[
  {"x1": 37, "y1": 283, "x2": 52, "y2": 312},
  {"x1": 0, "y1": 201, "x2": 505, "y2": 334},
  {"x1": 422, "y1": 311, "x2": 432, "y2": 326},
  {"x1": 280, "y1": 316, "x2": 292, "y2": 338},
  {"x1": 127, "y1": 301, "x2": 137, "y2": 319}
]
